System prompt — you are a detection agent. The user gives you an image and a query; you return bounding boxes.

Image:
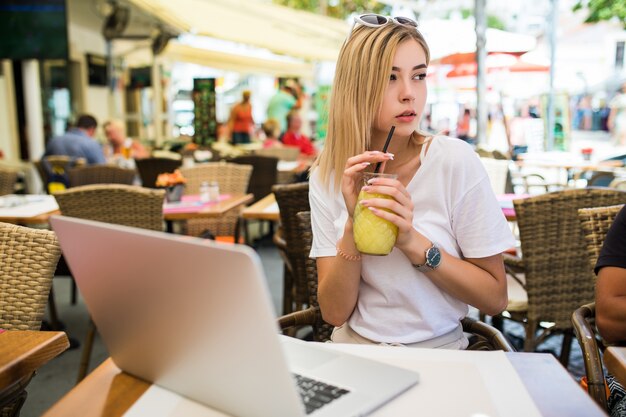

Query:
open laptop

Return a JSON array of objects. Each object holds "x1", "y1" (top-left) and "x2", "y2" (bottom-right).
[{"x1": 50, "y1": 216, "x2": 418, "y2": 417}]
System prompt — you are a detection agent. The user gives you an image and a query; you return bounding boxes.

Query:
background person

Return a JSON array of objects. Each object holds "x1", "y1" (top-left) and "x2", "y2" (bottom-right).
[
  {"x1": 262, "y1": 119, "x2": 283, "y2": 149},
  {"x1": 44, "y1": 114, "x2": 105, "y2": 165},
  {"x1": 595, "y1": 205, "x2": 626, "y2": 417},
  {"x1": 608, "y1": 83, "x2": 626, "y2": 146},
  {"x1": 267, "y1": 79, "x2": 301, "y2": 134},
  {"x1": 228, "y1": 90, "x2": 255, "y2": 145},
  {"x1": 309, "y1": 14, "x2": 514, "y2": 349},
  {"x1": 282, "y1": 110, "x2": 316, "y2": 157},
  {"x1": 103, "y1": 120, "x2": 149, "y2": 167}
]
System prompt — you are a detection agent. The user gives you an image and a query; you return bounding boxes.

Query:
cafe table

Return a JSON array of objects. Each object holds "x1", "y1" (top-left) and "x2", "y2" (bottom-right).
[
  {"x1": 1, "y1": 331, "x2": 69, "y2": 409},
  {"x1": 163, "y1": 193, "x2": 254, "y2": 240},
  {"x1": 42, "y1": 343, "x2": 605, "y2": 417},
  {"x1": 604, "y1": 347, "x2": 626, "y2": 387},
  {"x1": 0, "y1": 195, "x2": 60, "y2": 225}
]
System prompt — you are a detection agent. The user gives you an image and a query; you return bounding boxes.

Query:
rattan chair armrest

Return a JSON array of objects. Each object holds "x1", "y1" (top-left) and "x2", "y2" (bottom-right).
[
  {"x1": 278, "y1": 307, "x2": 319, "y2": 331},
  {"x1": 572, "y1": 303, "x2": 608, "y2": 410},
  {"x1": 462, "y1": 317, "x2": 515, "y2": 352}
]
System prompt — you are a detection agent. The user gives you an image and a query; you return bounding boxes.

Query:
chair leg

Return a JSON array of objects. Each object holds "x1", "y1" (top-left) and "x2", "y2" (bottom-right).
[
  {"x1": 76, "y1": 318, "x2": 97, "y2": 384},
  {"x1": 71, "y1": 279, "x2": 78, "y2": 305},
  {"x1": 47, "y1": 287, "x2": 62, "y2": 331},
  {"x1": 523, "y1": 318, "x2": 538, "y2": 352},
  {"x1": 559, "y1": 331, "x2": 573, "y2": 367},
  {"x1": 282, "y1": 265, "x2": 294, "y2": 316}
]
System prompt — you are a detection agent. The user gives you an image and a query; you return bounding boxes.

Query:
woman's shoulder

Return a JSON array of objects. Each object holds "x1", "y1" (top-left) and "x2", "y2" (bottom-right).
[{"x1": 430, "y1": 135, "x2": 477, "y2": 157}]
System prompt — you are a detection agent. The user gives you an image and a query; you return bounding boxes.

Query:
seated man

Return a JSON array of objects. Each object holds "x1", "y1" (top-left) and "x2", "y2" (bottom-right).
[{"x1": 44, "y1": 114, "x2": 106, "y2": 165}]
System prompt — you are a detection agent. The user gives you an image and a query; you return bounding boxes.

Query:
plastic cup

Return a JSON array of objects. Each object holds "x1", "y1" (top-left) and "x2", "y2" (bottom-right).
[{"x1": 353, "y1": 172, "x2": 399, "y2": 255}]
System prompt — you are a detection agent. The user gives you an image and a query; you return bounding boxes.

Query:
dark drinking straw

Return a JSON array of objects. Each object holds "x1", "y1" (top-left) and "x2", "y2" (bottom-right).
[{"x1": 374, "y1": 125, "x2": 396, "y2": 173}]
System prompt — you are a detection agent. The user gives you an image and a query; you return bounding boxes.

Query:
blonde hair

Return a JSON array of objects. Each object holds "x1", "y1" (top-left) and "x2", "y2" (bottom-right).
[
  {"x1": 262, "y1": 119, "x2": 280, "y2": 138},
  {"x1": 314, "y1": 21, "x2": 430, "y2": 189},
  {"x1": 103, "y1": 119, "x2": 126, "y2": 134}
]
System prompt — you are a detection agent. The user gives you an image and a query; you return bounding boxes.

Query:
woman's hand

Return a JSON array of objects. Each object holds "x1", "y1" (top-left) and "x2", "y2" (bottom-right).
[
  {"x1": 341, "y1": 151, "x2": 394, "y2": 217},
  {"x1": 357, "y1": 175, "x2": 419, "y2": 250}
]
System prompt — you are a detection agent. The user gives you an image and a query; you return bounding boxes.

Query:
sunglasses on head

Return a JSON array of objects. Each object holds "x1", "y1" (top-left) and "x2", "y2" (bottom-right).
[
  {"x1": 346, "y1": 14, "x2": 418, "y2": 41},
  {"x1": 354, "y1": 14, "x2": 418, "y2": 29}
]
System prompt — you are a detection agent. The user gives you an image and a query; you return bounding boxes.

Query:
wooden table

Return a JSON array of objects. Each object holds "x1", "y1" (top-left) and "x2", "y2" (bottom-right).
[
  {"x1": 43, "y1": 350, "x2": 604, "y2": 417},
  {"x1": 163, "y1": 193, "x2": 254, "y2": 221},
  {"x1": 605, "y1": 347, "x2": 626, "y2": 387},
  {"x1": 241, "y1": 193, "x2": 279, "y2": 222},
  {"x1": 1, "y1": 331, "x2": 69, "y2": 409},
  {"x1": 163, "y1": 193, "x2": 254, "y2": 240},
  {"x1": 0, "y1": 195, "x2": 60, "y2": 225}
]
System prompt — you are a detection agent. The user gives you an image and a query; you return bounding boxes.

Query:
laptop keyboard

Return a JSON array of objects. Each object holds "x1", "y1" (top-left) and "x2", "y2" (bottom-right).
[{"x1": 293, "y1": 373, "x2": 350, "y2": 415}]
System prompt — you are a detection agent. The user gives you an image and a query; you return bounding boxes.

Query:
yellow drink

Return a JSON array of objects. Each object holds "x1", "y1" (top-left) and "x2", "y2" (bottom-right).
[{"x1": 352, "y1": 173, "x2": 398, "y2": 255}]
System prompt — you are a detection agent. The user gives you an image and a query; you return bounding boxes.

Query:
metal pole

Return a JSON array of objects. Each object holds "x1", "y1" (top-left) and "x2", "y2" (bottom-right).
[
  {"x1": 475, "y1": 0, "x2": 487, "y2": 146},
  {"x1": 106, "y1": 40, "x2": 116, "y2": 117},
  {"x1": 546, "y1": 0, "x2": 558, "y2": 150},
  {"x1": 22, "y1": 60, "x2": 45, "y2": 162}
]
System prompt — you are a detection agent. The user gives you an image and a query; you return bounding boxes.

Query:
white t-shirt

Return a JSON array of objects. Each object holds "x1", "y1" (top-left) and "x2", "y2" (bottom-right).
[{"x1": 309, "y1": 136, "x2": 516, "y2": 344}]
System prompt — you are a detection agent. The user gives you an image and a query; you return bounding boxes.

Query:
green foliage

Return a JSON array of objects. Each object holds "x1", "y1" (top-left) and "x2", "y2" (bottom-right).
[
  {"x1": 452, "y1": 8, "x2": 506, "y2": 30},
  {"x1": 573, "y1": 0, "x2": 626, "y2": 29},
  {"x1": 272, "y1": 0, "x2": 390, "y2": 19}
]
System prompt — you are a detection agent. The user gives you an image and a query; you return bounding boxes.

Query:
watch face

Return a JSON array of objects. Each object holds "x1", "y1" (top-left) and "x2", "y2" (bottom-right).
[{"x1": 426, "y1": 246, "x2": 441, "y2": 268}]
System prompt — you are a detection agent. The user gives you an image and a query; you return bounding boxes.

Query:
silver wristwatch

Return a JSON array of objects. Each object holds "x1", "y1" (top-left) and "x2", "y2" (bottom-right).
[{"x1": 412, "y1": 242, "x2": 442, "y2": 272}]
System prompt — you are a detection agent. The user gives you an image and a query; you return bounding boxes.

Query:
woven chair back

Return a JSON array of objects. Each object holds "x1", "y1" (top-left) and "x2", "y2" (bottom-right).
[
  {"x1": 273, "y1": 182, "x2": 310, "y2": 308},
  {"x1": 514, "y1": 188, "x2": 626, "y2": 328},
  {"x1": 578, "y1": 204, "x2": 625, "y2": 274},
  {"x1": 573, "y1": 204, "x2": 623, "y2": 410},
  {"x1": 230, "y1": 155, "x2": 278, "y2": 203},
  {"x1": 135, "y1": 157, "x2": 182, "y2": 189},
  {"x1": 296, "y1": 211, "x2": 334, "y2": 342},
  {"x1": 0, "y1": 167, "x2": 18, "y2": 196},
  {"x1": 0, "y1": 223, "x2": 61, "y2": 330},
  {"x1": 53, "y1": 184, "x2": 165, "y2": 231},
  {"x1": 180, "y1": 162, "x2": 253, "y2": 236},
  {"x1": 68, "y1": 165, "x2": 136, "y2": 187}
]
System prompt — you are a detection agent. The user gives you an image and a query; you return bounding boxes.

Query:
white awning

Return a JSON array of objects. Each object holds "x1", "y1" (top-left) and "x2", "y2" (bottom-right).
[
  {"x1": 126, "y1": 0, "x2": 349, "y2": 62},
  {"x1": 162, "y1": 42, "x2": 315, "y2": 78}
]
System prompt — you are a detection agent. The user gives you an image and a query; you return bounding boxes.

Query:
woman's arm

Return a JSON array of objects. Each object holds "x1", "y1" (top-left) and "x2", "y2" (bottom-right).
[
  {"x1": 361, "y1": 177, "x2": 508, "y2": 316},
  {"x1": 409, "y1": 243, "x2": 507, "y2": 316},
  {"x1": 596, "y1": 266, "x2": 626, "y2": 344},
  {"x1": 316, "y1": 151, "x2": 393, "y2": 326},
  {"x1": 316, "y1": 220, "x2": 362, "y2": 326}
]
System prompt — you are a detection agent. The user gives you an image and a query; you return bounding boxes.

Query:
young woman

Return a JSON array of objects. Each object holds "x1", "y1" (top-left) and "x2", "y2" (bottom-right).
[
  {"x1": 228, "y1": 90, "x2": 255, "y2": 145},
  {"x1": 309, "y1": 15, "x2": 515, "y2": 349}
]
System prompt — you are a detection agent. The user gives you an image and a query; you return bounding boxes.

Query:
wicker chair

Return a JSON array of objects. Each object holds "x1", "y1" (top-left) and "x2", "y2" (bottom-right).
[
  {"x1": 35, "y1": 156, "x2": 86, "y2": 193},
  {"x1": 572, "y1": 204, "x2": 625, "y2": 410},
  {"x1": 53, "y1": 184, "x2": 165, "y2": 382},
  {"x1": 0, "y1": 168, "x2": 18, "y2": 196},
  {"x1": 499, "y1": 188, "x2": 626, "y2": 365},
  {"x1": 229, "y1": 155, "x2": 278, "y2": 203},
  {"x1": 272, "y1": 182, "x2": 310, "y2": 316},
  {"x1": 609, "y1": 178, "x2": 626, "y2": 190},
  {"x1": 135, "y1": 157, "x2": 182, "y2": 189},
  {"x1": 0, "y1": 222, "x2": 62, "y2": 417},
  {"x1": 230, "y1": 155, "x2": 279, "y2": 244},
  {"x1": 180, "y1": 162, "x2": 253, "y2": 238},
  {"x1": 278, "y1": 212, "x2": 514, "y2": 351},
  {"x1": 67, "y1": 165, "x2": 136, "y2": 187}
]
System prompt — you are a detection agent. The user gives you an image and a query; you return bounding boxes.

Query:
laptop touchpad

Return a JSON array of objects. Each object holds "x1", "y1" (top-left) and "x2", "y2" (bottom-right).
[{"x1": 282, "y1": 339, "x2": 339, "y2": 370}]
